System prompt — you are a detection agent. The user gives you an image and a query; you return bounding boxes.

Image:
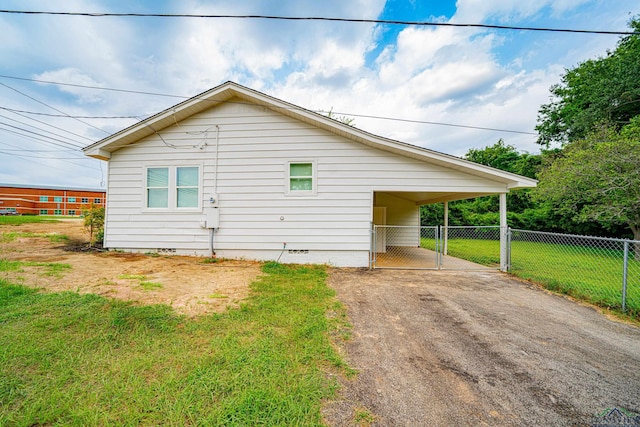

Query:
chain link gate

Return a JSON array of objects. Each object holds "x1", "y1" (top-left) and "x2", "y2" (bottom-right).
[
  {"x1": 371, "y1": 225, "x2": 439, "y2": 269},
  {"x1": 371, "y1": 225, "x2": 502, "y2": 270}
]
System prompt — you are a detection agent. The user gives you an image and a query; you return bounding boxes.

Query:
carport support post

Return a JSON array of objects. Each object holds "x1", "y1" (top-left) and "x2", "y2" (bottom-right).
[
  {"x1": 443, "y1": 201, "x2": 448, "y2": 255},
  {"x1": 499, "y1": 193, "x2": 508, "y2": 272}
]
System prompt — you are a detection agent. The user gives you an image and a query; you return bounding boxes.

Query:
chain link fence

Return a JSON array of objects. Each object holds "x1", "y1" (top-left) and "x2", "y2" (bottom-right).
[
  {"x1": 510, "y1": 229, "x2": 639, "y2": 318},
  {"x1": 442, "y1": 226, "x2": 502, "y2": 269},
  {"x1": 371, "y1": 225, "x2": 639, "y2": 317},
  {"x1": 372, "y1": 226, "x2": 439, "y2": 269}
]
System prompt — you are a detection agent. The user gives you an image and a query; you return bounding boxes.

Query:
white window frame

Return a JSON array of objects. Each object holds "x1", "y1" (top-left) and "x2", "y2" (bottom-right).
[
  {"x1": 285, "y1": 160, "x2": 317, "y2": 197},
  {"x1": 143, "y1": 164, "x2": 202, "y2": 212}
]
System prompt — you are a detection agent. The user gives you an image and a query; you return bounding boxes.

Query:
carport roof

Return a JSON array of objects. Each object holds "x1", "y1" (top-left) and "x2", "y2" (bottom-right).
[{"x1": 83, "y1": 81, "x2": 537, "y2": 191}]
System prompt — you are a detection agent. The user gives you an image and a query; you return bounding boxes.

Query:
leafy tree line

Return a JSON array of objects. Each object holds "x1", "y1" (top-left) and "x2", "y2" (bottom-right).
[
  {"x1": 420, "y1": 139, "x2": 632, "y2": 239},
  {"x1": 422, "y1": 17, "x2": 639, "y2": 241}
]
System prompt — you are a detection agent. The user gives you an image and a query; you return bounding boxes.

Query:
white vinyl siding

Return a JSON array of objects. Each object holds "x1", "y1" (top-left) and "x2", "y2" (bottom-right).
[
  {"x1": 375, "y1": 192, "x2": 420, "y2": 247},
  {"x1": 103, "y1": 98, "x2": 511, "y2": 265}
]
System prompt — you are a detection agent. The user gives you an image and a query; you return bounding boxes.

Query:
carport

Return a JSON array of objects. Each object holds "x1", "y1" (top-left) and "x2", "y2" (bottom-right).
[{"x1": 371, "y1": 189, "x2": 512, "y2": 271}]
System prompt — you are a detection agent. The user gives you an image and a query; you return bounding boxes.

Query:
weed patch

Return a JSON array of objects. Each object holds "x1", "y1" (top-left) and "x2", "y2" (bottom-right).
[
  {"x1": 0, "y1": 258, "x2": 71, "y2": 278},
  {"x1": 0, "y1": 231, "x2": 68, "y2": 243}
]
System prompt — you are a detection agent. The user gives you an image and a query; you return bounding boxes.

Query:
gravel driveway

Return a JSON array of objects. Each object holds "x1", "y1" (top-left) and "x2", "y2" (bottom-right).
[{"x1": 323, "y1": 269, "x2": 640, "y2": 426}]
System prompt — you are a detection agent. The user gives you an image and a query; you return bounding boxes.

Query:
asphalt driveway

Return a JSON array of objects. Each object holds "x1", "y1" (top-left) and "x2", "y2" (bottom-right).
[{"x1": 323, "y1": 269, "x2": 640, "y2": 426}]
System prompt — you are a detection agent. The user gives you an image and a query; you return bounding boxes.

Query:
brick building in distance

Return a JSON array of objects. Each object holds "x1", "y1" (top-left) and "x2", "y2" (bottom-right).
[{"x1": 0, "y1": 184, "x2": 106, "y2": 216}]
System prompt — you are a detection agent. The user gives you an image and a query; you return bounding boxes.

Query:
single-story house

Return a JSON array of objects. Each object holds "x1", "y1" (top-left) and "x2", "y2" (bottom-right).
[{"x1": 83, "y1": 81, "x2": 537, "y2": 268}]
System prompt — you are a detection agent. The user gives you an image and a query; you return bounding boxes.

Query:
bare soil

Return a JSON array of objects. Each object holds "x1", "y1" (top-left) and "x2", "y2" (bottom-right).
[
  {"x1": 0, "y1": 219, "x2": 261, "y2": 316},
  {"x1": 324, "y1": 268, "x2": 640, "y2": 426}
]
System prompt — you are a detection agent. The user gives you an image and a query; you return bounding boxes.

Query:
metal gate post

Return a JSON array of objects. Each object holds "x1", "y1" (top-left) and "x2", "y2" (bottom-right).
[
  {"x1": 507, "y1": 227, "x2": 512, "y2": 272},
  {"x1": 436, "y1": 225, "x2": 441, "y2": 270},
  {"x1": 622, "y1": 241, "x2": 629, "y2": 312},
  {"x1": 371, "y1": 226, "x2": 377, "y2": 269}
]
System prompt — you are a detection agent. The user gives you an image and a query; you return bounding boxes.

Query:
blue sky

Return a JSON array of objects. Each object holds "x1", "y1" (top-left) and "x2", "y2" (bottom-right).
[{"x1": 0, "y1": 0, "x2": 638, "y2": 188}]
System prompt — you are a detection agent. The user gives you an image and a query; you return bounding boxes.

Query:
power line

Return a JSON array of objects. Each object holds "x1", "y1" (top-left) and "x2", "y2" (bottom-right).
[
  {"x1": 0, "y1": 124, "x2": 85, "y2": 151},
  {"x1": 0, "y1": 113, "x2": 88, "y2": 146},
  {"x1": 0, "y1": 75, "x2": 537, "y2": 136},
  {"x1": 0, "y1": 140, "x2": 98, "y2": 172},
  {"x1": 321, "y1": 110, "x2": 537, "y2": 136},
  {"x1": 2, "y1": 108, "x2": 97, "y2": 141},
  {"x1": 0, "y1": 10, "x2": 637, "y2": 35},
  {"x1": 0, "y1": 120, "x2": 84, "y2": 149},
  {"x1": 0, "y1": 75, "x2": 184, "y2": 99},
  {"x1": 0, "y1": 82, "x2": 110, "y2": 135},
  {"x1": 0, "y1": 106, "x2": 145, "y2": 120}
]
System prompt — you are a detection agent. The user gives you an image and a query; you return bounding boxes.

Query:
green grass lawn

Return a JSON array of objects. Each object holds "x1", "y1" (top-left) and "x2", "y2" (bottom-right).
[
  {"x1": 436, "y1": 238, "x2": 640, "y2": 318},
  {"x1": 0, "y1": 262, "x2": 350, "y2": 426},
  {"x1": 0, "y1": 216, "x2": 62, "y2": 226}
]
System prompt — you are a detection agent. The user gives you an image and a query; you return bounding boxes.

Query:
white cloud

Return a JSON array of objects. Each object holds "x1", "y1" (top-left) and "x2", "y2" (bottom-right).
[
  {"x1": 34, "y1": 68, "x2": 105, "y2": 104},
  {"x1": 1, "y1": 0, "x2": 639, "y2": 188}
]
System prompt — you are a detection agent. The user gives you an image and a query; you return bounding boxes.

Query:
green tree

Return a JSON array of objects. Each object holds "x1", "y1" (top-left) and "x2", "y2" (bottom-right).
[
  {"x1": 534, "y1": 117, "x2": 640, "y2": 244},
  {"x1": 82, "y1": 205, "x2": 105, "y2": 247},
  {"x1": 536, "y1": 18, "x2": 640, "y2": 147},
  {"x1": 421, "y1": 141, "x2": 543, "y2": 227}
]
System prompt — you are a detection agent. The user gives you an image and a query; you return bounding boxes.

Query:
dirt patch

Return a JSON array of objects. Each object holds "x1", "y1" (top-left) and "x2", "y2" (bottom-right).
[
  {"x1": 324, "y1": 268, "x2": 640, "y2": 426},
  {"x1": 0, "y1": 219, "x2": 261, "y2": 316}
]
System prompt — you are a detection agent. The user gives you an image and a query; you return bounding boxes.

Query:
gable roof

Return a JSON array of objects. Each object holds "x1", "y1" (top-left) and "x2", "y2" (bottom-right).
[{"x1": 83, "y1": 81, "x2": 537, "y2": 190}]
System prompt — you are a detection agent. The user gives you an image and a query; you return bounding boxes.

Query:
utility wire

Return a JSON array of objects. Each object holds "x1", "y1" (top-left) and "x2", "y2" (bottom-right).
[
  {"x1": 0, "y1": 120, "x2": 84, "y2": 149},
  {"x1": 0, "y1": 124, "x2": 85, "y2": 151},
  {"x1": 0, "y1": 106, "x2": 145, "y2": 119},
  {"x1": 3, "y1": 108, "x2": 95, "y2": 141},
  {"x1": 0, "y1": 113, "x2": 88, "y2": 146},
  {"x1": 0, "y1": 149, "x2": 99, "y2": 172},
  {"x1": 0, "y1": 75, "x2": 185, "y2": 99},
  {"x1": 320, "y1": 110, "x2": 537, "y2": 135},
  {"x1": 0, "y1": 75, "x2": 537, "y2": 136},
  {"x1": 0, "y1": 10, "x2": 637, "y2": 35},
  {"x1": 0, "y1": 82, "x2": 110, "y2": 135},
  {"x1": 0, "y1": 140, "x2": 97, "y2": 171}
]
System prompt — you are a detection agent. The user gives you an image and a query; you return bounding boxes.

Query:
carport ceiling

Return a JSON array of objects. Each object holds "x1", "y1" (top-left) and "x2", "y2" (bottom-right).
[{"x1": 377, "y1": 191, "x2": 499, "y2": 205}]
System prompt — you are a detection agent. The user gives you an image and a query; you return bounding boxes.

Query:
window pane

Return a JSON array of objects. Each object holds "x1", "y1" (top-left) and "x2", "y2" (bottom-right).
[
  {"x1": 40, "y1": 196, "x2": 48, "y2": 202},
  {"x1": 68, "y1": 197, "x2": 76, "y2": 203},
  {"x1": 147, "y1": 188, "x2": 168, "y2": 208},
  {"x1": 290, "y1": 178, "x2": 313, "y2": 191},
  {"x1": 54, "y1": 196, "x2": 62, "y2": 202},
  {"x1": 177, "y1": 188, "x2": 198, "y2": 208},
  {"x1": 147, "y1": 167, "x2": 168, "y2": 187},
  {"x1": 290, "y1": 163, "x2": 312, "y2": 177},
  {"x1": 177, "y1": 167, "x2": 198, "y2": 186}
]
